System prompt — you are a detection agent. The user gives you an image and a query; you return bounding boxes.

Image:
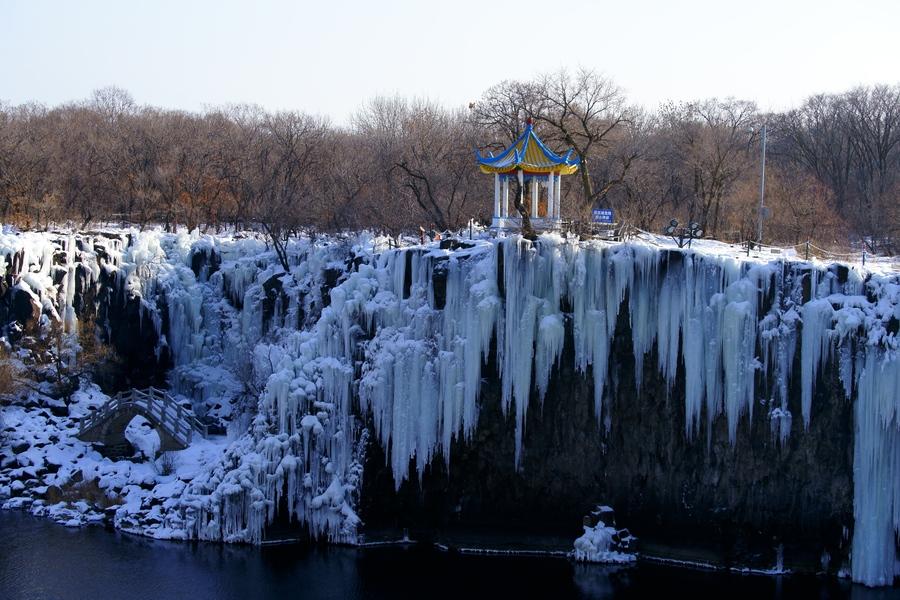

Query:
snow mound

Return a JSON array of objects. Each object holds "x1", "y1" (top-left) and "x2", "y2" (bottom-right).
[{"x1": 124, "y1": 416, "x2": 161, "y2": 460}]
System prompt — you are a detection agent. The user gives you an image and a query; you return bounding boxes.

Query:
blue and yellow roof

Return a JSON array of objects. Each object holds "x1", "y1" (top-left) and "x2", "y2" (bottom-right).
[{"x1": 476, "y1": 120, "x2": 580, "y2": 175}]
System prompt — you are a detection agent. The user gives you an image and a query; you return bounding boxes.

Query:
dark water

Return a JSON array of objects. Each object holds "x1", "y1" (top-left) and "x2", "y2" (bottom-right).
[{"x1": 1, "y1": 512, "x2": 897, "y2": 600}]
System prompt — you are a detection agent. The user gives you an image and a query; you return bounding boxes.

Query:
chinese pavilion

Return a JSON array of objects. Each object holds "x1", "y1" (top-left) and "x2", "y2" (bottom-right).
[{"x1": 476, "y1": 118, "x2": 580, "y2": 230}]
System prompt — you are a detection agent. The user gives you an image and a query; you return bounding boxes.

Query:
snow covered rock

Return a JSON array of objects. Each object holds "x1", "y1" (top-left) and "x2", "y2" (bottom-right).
[
  {"x1": 572, "y1": 520, "x2": 635, "y2": 564},
  {"x1": 124, "y1": 416, "x2": 161, "y2": 460}
]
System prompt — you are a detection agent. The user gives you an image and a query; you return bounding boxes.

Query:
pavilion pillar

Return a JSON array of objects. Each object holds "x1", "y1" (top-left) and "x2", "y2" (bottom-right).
[
  {"x1": 546, "y1": 172, "x2": 555, "y2": 219},
  {"x1": 554, "y1": 174, "x2": 562, "y2": 220},
  {"x1": 530, "y1": 177, "x2": 539, "y2": 218},
  {"x1": 493, "y1": 173, "x2": 500, "y2": 220},
  {"x1": 502, "y1": 177, "x2": 510, "y2": 218}
]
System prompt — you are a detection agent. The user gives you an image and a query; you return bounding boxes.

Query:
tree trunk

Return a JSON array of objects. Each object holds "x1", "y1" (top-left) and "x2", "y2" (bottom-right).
[
  {"x1": 578, "y1": 155, "x2": 593, "y2": 211},
  {"x1": 261, "y1": 222, "x2": 291, "y2": 272},
  {"x1": 513, "y1": 176, "x2": 536, "y2": 239}
]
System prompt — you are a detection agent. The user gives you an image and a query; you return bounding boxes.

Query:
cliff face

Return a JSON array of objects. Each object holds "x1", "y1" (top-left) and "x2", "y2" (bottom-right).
[
  {"x1": 287, "y1": 235, "x2": 892, "y2": 583},
  {"x1": 362, "y1": 306, "x2": 854, "y2": 572},
  {"x1": 0, "y1": 229, "x2": 896, "y2": 585}
]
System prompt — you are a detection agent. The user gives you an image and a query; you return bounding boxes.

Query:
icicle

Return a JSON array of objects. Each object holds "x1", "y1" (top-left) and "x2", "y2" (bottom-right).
[
  {"x1": 721, "y1": 295, "x2": 755, "y2": 443},
  {"x1": 535, "y1": 313, "x2": 565, "y2": 400},
  {"x1": 800, "y1": 299, "x2": 835, "y2": 428},
  {"x1": 850, "y1": 349, "x2": 900, "y2": 586},
  {"x1": 682, "y1": 255, "x2": 705, "y2": 438}
]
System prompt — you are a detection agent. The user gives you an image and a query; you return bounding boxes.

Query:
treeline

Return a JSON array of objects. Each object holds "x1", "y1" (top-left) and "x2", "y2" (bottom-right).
[{"x1": 1, "y1": 71, "x2": 898, "y2": 253}]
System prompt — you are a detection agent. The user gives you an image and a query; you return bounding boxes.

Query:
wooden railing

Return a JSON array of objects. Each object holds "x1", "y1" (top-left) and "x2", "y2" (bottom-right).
[{"x1": 78, "y1": 387, "x2": 207, "y2": 447}]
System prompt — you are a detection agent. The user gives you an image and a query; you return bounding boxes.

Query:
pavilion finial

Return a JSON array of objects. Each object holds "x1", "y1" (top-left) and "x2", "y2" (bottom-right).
[{"x1": 525, "y1": 117, "x2": 534, "y2": 126}]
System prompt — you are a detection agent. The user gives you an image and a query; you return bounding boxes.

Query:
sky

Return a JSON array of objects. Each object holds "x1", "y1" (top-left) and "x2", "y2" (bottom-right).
[{"x1": 2, "y1": 0, "x2": 899, "y2": 123}]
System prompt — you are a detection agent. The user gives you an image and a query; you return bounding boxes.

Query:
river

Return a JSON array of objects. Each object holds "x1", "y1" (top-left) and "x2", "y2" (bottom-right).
[{"x1": 0, "y1": 512, "x2": 894, "y2": 599}]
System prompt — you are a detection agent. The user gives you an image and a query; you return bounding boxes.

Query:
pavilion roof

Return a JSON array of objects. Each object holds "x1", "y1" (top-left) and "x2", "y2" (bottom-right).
[{"x1": 475, "y1": 121, "x2": 579, "y2": 175}]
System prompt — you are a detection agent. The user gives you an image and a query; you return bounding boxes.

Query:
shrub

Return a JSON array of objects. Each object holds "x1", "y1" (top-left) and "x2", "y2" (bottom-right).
[
  {"x1": 45, "y1": 478, "x2": 123, "y2": 509},
  {"x1": 155, "y1": 451, "x2": 178, "y2": 476}
]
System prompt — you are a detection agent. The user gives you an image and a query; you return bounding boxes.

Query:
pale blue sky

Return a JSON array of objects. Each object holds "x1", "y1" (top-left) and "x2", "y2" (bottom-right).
[{"x1": 2, "y1": 0, "x2": 898, "y2": 122}]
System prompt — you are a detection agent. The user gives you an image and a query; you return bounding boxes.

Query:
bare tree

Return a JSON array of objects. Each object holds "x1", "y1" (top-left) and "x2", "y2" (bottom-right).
[
  {"x1": 356, "y1": 97, "x2": 482, "y2": 233},
  {"x1": 773, "y1": 94, "x2": 853, "y2": 212},
  {"x1": 0, "y1": 82, "x2": 897, "y2": 254},
  {"x1": 763, "y1": 166, "x2": 841, "y2": 245},
  {"x1": 774, "y1": 85, "x2": 900, "y2": 252},
  {"x1": 252, "y1": 111, "x2": 329, "y2": 271},
  {"x1": 661, "y1": 98, "x2": 759, "y2": 237},
  {"x1": 606, "y1": 112, "x2": 687, "y2": 229},
  {"x1": 0, "y1": 103, "x2": 58, "y2": 227},
  {"x1": 471, "y1": 69, "x2": 634, "y2": 219},
  {"x1": 844, "y1": 85, "x2": 900, "y2": 251},
  {"x1": 529, "y1": 69, "x2": 634, "y2": 214},
  {"x1": 470, "y1": 80, "x2": 533, "y2": 145}
]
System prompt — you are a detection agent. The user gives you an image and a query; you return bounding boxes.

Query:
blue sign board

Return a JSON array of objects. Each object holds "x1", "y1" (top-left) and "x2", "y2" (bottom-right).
[{"x1": 592, "y1": 209, "x2": 614, "y2": 224}]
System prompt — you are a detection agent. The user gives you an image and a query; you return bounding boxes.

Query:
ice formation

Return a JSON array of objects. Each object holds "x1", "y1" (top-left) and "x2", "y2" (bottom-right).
[{"x1": 0, "y1": 227, "x2": 898, "y2": 586}]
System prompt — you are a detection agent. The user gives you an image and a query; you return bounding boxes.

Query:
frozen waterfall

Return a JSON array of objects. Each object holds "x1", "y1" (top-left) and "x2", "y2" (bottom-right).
[{"x1": 1, "y1": 227, "x2": 897, "y2": 586}]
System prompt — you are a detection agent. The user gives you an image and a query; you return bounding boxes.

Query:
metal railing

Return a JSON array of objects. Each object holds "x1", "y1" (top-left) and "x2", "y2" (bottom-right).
[{"x1": 78, "y1": 387, "x2": 207, "y2": 447}]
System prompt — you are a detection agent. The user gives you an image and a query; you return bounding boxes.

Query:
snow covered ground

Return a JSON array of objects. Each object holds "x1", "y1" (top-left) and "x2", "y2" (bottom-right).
[
  {"x1": 1, "y1": 383, "x2": 230, "y2": 537},
  {"x1": 0, "y1": 226, "x2": 897, "y2": 585}
]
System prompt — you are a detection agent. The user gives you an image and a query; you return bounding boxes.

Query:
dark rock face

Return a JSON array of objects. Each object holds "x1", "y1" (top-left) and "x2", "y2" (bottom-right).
[
  {"x1": 221, "y1": 271, "x2": 244, "y2": 310},
  {"x1": 9, "y1": 287, "x2": 42, "y2": 330},
  {"x1": 431, "y1": 260, "x2": 448, "y2": 310},
  {"x1": 403, "y1": 250, "x2": 416, "y2": 300},
  {"x1": 190, "y1": 247, "x2": 220, "y2": 282},
  {"x1": 262, "y1": 274, "x2": 288, "y2": 334},
  {"x1": 96, "y1": 267, "x2": 167, "y2": 389},
  {"x1": 361, "y1": 305, "x2": 854, "y2": 573},
  {"x1": 0, "y1": 233, "x2": 167, "y2": 390},
  {"x1": 0, "y1": 251, "x2": 35, "y2": 337},
  {"x1": 320, "y1": 267, "x2": 345, "y2": 309}
]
